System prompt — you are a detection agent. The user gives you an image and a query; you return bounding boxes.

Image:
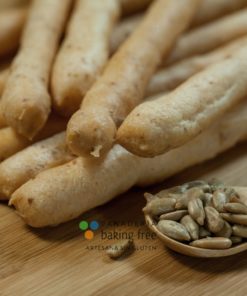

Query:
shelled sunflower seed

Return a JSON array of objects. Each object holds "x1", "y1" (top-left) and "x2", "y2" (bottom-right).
[{"x1": 143, "y1": 180, "x2": 247, "y2": 250}]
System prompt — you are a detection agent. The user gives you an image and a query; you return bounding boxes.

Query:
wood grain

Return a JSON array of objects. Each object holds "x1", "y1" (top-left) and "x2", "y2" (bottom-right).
[{"x1": 1, "y1": 142, "x2": 247, "y2": 296}]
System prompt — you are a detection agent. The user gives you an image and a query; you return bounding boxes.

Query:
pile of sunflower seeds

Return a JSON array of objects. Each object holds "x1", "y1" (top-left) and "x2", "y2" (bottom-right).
[{"x1": 143, "y1": 180, "x2": 247, "y2": 249}]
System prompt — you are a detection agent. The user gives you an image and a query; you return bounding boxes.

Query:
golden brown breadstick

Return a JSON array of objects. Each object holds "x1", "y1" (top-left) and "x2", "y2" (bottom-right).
[
  {"x1": 147, "y1": 36, "x2": 247, "y2": 96},
  {"x1": 0, "y1": 132, "x2": 74, "y2": 199},
  {"x1": 0, "y1": 7, "x2": 27, "y2": 57},
  {"x1": 166, "y1": 9, "x2": 247, "y2": 65},
  {"x1": 0, "y1": 115, "x2": 67, "y2": 162},
  {"x1": 10, "y1": 102, "x2": 247, "y2": 227},
  {"x1": 52, "y1": 0, "x2": 120, "y2": 116},
  {"x1": 117, "y1": 50, "x2": 247, "y2": 157},
  {"x1": 110, "y1": 13, "x2": 142, "y2": 54},
  {"x1": 0, "y1": 0, "x2": 72, "y2": 139},
  {"x1": 120, "y1": 0, "x2": 152, "y2": 16},
  {"x1": 192, "y1": 0, "x2": 247, "y2": 26},
  {"x1": 111, "y1": 1, "x2": 247, "y2": 54},
  {"x1": 67, "y1": 0, "x2": 199, "y2": 157}
]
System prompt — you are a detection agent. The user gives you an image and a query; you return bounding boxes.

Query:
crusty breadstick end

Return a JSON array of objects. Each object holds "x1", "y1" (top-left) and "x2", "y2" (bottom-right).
[
  {"x1": 2, "y1": 93, "x2": 51, "y2": 139},
  {"x1": 67, "y1": 110, "x2": 117, "y2": 157},
  {"x1": 117, "y1": 101, "x2": 170, "y2": 157}
]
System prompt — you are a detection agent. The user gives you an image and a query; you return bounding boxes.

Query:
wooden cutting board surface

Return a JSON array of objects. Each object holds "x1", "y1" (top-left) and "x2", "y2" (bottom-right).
[{"x1": 1, "y1": 142, "x2": 247, "y2": 296}]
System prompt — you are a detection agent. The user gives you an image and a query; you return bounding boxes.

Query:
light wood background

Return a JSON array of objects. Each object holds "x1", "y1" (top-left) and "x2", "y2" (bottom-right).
[{"x1": 1, "y1": 142, "x2": 247, "y2": 296}]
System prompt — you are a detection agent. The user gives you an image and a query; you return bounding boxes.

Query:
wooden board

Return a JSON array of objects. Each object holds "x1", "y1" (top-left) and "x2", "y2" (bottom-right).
[{"x1": 1, "y1": 142, "x2": 247, "y2": 296}]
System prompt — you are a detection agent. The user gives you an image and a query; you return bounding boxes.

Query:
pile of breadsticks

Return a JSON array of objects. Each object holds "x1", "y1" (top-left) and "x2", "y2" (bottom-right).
[{"x1": 0, "y1": 0, "x2": 246, "y2": 228}]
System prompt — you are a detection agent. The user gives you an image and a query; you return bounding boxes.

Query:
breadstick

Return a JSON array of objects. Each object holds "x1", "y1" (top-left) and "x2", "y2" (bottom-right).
[
  {"x1": 0, "y1": 0, "x2": 72, "y2": 139},
  {"x1": 0, "y1": 7, "x2": 27, "y2": 57},
  {"x1": 110, "y1": 14, "x2": 142, "y2": 54},
  {"x1": 166, "y1": 9, "x2": 247, "y2": 65},
  {"x1": 120, "y1": 0, "x2": 152, "y2": 16},
  {"x1": 52, "y1": 0, "x2": 120, "y2": 116},
  {"x1": 67, "y1": 0, "x2": 199, "y2": 157},
  {"x1": 0, "y1": 115, "x2": 67, "y2": 162},
  {"x1": 192, "y1": 0, "x2": 247, "y2": 26},
  {"x1": 111, "y1": 1, "x2": 247, "y2": 54},
  {"x1": 10, "y1": 102, "x2": 247, "y2": 227},
  {"x1": 117, "y1": 50, "x2": 247, "y2": 157},
  {"x1": 147, "y1": 36, "x2": 247, "y2": 96},
  {"x1": 0, "y1": 132, "x2": 74, "y2": 199}
]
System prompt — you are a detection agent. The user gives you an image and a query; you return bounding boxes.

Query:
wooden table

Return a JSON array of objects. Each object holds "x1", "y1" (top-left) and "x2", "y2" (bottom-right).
[{"x1": 1, "y1": 142, "x2": 247, "y2": 296}]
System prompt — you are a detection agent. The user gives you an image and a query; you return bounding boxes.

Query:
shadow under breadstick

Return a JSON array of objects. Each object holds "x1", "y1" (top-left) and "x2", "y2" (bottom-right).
[{"x1": 9, "y1": 101, "x2": 247, "y2": 227}]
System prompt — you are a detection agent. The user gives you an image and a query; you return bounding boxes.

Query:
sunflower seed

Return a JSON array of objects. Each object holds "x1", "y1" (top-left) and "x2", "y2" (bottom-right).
[
  {"x1": 224, "y1": 203, "x2": 247, "y2": 215},
  {"x1": 143, "y1": 197, "x2": 176, "y2": 216},
  {"x1": 157, "y1": 220, "x2": 190, "y2": 241},
  {"x1": 220, "y1": 213, "x2": 247, "y2": 226},
  {"x1": 215, "y1": 221, "x2": 232, "y2": 238},
  {"x1": 212, "y1": 190, "x2": 229, "y2": 212},
  {"x1": 205, "y1": 206, "x2": 224, "y2": 233},
  {"x1": 230, "y1": 236, "x2": 243, "y2": 244},
  {"x1": 181, "y1": 215, "x2": 199, "y2": 240},
  {"x1": 160, "y1": 210, "x2": 188, "y2": 221},
  {"x1": 203, "y1": 193, "x2": 213, "y2": 207},
  {"x1": 106, "y1": 239, "x2": 134, "y2": 259},
  {"x1": 190, "y1": 237, "x2": 232, "y2": 249},
  {"x1": 199, "y1": 227, "x2": 211, "y2": 238},
  {"x1": 232, "y1": 225, "x2": 247, "y2": 238},
  {"x1": 208, "y1": 178, "x2": 225, "y2": 192},
  {"x1": 188, "y1": 198, "x2": 205, "y2": 225},
  {"x1": 175, "y1": 188, "x2": 204, "y2": 210}
]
